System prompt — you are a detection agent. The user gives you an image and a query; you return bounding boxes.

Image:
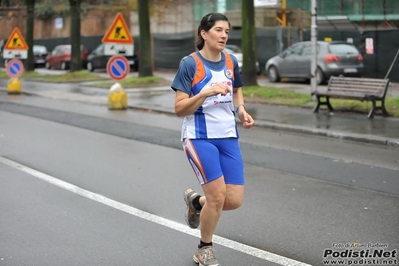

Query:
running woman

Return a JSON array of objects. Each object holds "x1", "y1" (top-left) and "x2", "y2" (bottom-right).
[{"x1": 171, "y1": 12, "x2": 254, "y2": 266}]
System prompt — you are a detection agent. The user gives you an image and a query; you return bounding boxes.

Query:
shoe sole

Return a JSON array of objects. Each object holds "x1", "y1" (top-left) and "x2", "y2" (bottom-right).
[
  {"x1": 193, "y1": 254, "x2": 220, "y2": 266},
  {"x1": 193, "y1": 254, "x2": 199, "y2": 264},
  {"x1": 184, "y1": 188, "x2": 194, "y2": 205},
  {"x1": 184, "y1": 189, "x2": 200, "y2": 229}
]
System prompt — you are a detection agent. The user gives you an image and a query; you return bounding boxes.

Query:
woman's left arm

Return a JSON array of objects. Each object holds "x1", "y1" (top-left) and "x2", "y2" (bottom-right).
[{"x1": 233, "y1": 87, "x2": 254, "y2": 129}]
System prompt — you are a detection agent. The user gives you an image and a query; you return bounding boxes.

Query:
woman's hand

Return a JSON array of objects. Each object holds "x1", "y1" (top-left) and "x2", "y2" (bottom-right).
[
  {"x1": 237, "y1": 108, "x2": 254, "y2": 129},
  {"x1": 201, "y1": 83, "x2": 231, "y2": 97}
]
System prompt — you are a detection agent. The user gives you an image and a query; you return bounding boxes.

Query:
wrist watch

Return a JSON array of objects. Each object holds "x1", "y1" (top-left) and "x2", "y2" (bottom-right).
[{"x1": 235, "y1": 104, "x2": 245, "y2": 112}]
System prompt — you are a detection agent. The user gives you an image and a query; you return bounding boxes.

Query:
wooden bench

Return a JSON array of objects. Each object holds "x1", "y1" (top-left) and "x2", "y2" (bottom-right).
[{"x1": 312, "y1": 76, "x2": 390, "y2": 118}]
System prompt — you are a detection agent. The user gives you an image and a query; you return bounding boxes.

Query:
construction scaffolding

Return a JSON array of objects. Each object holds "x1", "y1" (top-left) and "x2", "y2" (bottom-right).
[
  {"x1": 225, "y1": 0, "x2": 399, "y2": 16},
  {"x1": 223, "y1": 0, "x2": 399, "y2": 29},
  {"x1": 317, "y1": 0, "x2": 399, "y2": 29},
  {"x1": 316, "y1": 0, "x2": 399, "y2": 17}
]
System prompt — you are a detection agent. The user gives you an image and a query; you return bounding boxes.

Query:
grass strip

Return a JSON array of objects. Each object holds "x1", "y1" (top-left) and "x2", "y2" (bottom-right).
[{"x1": 1, "y1": 69, "x2": 398, "y2": 117}]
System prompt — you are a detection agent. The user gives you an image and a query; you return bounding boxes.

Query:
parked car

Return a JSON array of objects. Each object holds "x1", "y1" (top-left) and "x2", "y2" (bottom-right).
[
  {"x1": 86, "y1": 43, "x2": 139, "y2": 72},
  {"x1": 179, "y1": 45, "x2": 261, "y2": 75},
  {"x1": 0, "y1": 39, "x2": 6, "y2": 67},
  {"x1": 224, "y1": 44, "x2": 261, "y2": 75},
  {"x1": 33, "y1": 45, "x2": 48, "y2": 67},
  {"x1": 265, "y1": 41, "x2": 364, "y2": 85},
  {"x1": 45, "y1": 44, "x2": 89, "y2": 70},
  {"x1": 2, "y1": 44, "x2": 48, "y2": 68}
]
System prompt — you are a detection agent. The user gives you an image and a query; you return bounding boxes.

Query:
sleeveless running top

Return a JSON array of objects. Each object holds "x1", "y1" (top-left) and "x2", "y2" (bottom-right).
[{"x1": 180, "y1": 51, "x2": 238, "y2": 140}]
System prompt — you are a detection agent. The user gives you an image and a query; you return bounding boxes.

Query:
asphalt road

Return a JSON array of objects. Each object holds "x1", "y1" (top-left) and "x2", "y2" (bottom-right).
[{"x1": 1, "y1": 91, "x2": 398, "y2": 266}]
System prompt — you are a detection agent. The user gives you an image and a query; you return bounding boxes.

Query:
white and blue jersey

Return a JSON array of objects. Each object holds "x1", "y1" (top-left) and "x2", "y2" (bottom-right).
[{"x1": 171, "y1": 51, "x2": 244, "y2": 140}]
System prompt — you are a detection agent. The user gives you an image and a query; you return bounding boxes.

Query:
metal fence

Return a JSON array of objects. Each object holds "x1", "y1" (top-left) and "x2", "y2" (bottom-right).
[{"x1": 27, "y1": 28, "x2": 399, "y2": 82}]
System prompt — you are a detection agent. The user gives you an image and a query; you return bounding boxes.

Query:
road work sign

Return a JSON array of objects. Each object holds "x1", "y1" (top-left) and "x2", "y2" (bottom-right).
[
  {"x1": 102, "y1": 13, "x2": 134, "y2": 56},
  {"x1": 3, "y1": 27, "x2": 29, "y2": 59}
]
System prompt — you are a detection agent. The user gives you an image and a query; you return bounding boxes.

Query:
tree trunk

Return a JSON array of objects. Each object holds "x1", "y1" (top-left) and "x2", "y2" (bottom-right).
[
  {"x1": 69, "y1": 0, "x2": 82, "y2": 72},
  {"x1": 241, "y1": 0, "x2": 258, "y2": 86},
  {"x1": 138, "y1": 0, "x2": 153, "y2": 77},
  {"x1": 25, "y1": 0, "x2": 35, "y2": 71}
]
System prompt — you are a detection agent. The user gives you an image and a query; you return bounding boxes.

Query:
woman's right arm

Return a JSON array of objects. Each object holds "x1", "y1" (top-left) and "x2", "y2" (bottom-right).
[
  {"x1": 174, "y1": 90, "x2": 207, "y2": 117},
  {"x1": 172, "y1": 57, "x2": 207, "y2": 117},
  {"x1": 173, "y1": 56, "x2": 231, "y2": 117},
  {"x1": 174, "y1": 83, "x2": 231, "y2": 117}
]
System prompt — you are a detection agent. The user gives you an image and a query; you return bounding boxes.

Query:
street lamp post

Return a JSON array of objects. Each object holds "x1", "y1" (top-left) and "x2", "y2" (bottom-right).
[{"x1": 311, "y1": 0, "x2": 318, "y2": 94}]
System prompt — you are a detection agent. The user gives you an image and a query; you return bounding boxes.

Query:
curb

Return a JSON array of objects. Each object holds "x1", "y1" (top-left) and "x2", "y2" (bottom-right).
[
  {"x1": 122, "y1": 103, "x2": 399, "y2": 147},
  {"x1": 253, "y1": 120, "x2": 399, "y2": 147}
]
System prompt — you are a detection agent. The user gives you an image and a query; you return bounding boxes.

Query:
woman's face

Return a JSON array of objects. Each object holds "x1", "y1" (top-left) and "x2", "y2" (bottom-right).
[{"x1": 202, "y1": 20, "x2": 229, "y2": 52}]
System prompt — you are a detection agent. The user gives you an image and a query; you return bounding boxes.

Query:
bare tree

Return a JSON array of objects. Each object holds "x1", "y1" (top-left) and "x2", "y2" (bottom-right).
[
  {"x1": 138, "y1": 0, "x2": 153, "y2": 77},
  {"x1": 241, "y1": 0, "x2": 258, "y2": 86},
  {"x1": 69, "y1": 0, "x2": 82, "y2": 71},
  {"x1": 25, "y1": 0, "x2": 36, "y2": 71}
]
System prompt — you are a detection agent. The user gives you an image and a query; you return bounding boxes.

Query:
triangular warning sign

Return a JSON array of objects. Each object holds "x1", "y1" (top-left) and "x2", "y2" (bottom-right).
[
  {"x1": 4, "y1": 27, "x2": 29, "y2": 50},
  {"x1": 102, "y1": 13, "x2": 134, "y2": 44}
]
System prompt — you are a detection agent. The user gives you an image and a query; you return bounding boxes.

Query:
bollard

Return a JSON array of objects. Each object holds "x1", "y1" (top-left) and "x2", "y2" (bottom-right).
[
  {"x1": 7, "y1": 78, "x2": 22, "y2": 95},
  {"x1": 108, "y1": 82, "x2": 128, "y2": 110}
]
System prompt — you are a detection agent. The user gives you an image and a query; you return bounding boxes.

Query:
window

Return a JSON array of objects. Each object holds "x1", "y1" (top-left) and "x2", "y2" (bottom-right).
[
  {"x1": 225, "y1": 45, "x2": 242, "y2": 53},
  {"x1": 33, "y1": 46, "x2": 47, "y2": 53},
  {"x1": 285, "y1": 44, "x2": 303, "y2": 57},
  {"x1": 329, "y1": 44, "x2": 358, "y2": 54},
  {"x1": 301, "y1": 45, "x2": 312, "y2": 56}
]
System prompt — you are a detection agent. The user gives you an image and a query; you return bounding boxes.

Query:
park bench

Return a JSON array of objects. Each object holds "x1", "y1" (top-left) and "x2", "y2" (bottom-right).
[{"x1": 312, "y1": 76, "x2": 390, "y2": 118}]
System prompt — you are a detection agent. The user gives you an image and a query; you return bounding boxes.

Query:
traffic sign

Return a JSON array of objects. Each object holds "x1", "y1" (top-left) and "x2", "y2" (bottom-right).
[
  {"x1": 104, "y1": 44, "x2": 134, "y2": 56},
  {"x1": 55, "y1": 17, "x2": 63, "y2": 29},
  {"x1": 102, "y1": 13, "x2": 134, "y2": 44},
  {"x1": 3, "y1": 50, "x2": 28, "y2": 59},
  {"x1": 4, "y1": 27, "x2": 29, "y2": 50},
  {"x1": 6, "y1": 59, "x2": 24, "y2": 78},
  {"x1": 366, "y1": 38, "x2": 374, "y2": 55},
  {"x1": 107, "y1": 55, "x2": 130, "y2": 81}
]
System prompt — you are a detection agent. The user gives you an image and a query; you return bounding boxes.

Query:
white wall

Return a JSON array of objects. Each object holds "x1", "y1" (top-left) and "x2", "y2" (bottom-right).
[{"x1": 130, "y1": 2, "x2": 195, "y2": 34}]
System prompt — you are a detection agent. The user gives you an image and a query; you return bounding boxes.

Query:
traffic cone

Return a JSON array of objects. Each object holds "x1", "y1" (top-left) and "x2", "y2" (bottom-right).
[
  {"x1": 108, "y1": 82, "x2": 128, "y2": 110},
  {"x1": 7, "y1": 78, "x2": 22, "y2": 95}
]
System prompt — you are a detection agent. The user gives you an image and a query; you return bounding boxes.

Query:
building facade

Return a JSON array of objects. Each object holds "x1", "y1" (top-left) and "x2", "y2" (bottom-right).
[{"x1": 221, "y1": 0, "x2": 399, "y2": 30}]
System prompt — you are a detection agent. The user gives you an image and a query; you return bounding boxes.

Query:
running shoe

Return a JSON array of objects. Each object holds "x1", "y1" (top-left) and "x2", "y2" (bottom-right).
[
  {"x1": 193, "y1": 246, "x2": 220, "y2": 266},
  {"x1": 184, "y1": 188, "x2": 201, "y2": 229}
]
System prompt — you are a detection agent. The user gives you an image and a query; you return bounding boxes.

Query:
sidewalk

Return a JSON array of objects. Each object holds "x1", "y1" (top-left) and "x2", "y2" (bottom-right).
[
  {"x1": 123, "y1": 85, "x2": 399, "y2": 147},
  {"x1": 1, "y1": 72, "x2": 398, "y2": 147}
]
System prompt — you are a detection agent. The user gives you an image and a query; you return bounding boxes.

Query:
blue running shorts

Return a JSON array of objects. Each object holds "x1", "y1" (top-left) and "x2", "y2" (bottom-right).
[{"x1": 182, "y1": 138, "x2": 244, "y2": 185}]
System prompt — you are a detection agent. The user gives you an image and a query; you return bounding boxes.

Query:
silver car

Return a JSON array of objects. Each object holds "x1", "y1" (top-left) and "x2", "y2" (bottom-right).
[
  {"x1": 224, "y1": 44, "x2": 261, "y2": 75},
  {"x1": 265, "y1": 41, "x2": 364, "y2": 85}
]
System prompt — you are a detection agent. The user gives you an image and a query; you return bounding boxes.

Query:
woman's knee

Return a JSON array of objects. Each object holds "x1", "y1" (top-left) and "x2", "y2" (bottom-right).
[
  {"x1": 202, "y1": 176, "x2": 227, "y2": 209},
  {"x1": 223, "y1": 196, "x2": 243, "y2": 210},
  {"x1": 206, "y1": 190, "x2": 226, "y2": 209},
  {"x1": 223, "y1": 185, "x2": 244, "y2": 210}
]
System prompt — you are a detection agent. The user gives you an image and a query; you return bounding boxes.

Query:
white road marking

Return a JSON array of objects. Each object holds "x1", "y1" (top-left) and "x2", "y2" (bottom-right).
[{"x1": 0, "y1": 156, "x2": 311, "y2": 266}]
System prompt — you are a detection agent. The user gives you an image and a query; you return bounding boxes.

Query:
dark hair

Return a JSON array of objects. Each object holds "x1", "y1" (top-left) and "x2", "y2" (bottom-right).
[{"x1": 196, "y1": 13, "x2": 230, "y2": 50}]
